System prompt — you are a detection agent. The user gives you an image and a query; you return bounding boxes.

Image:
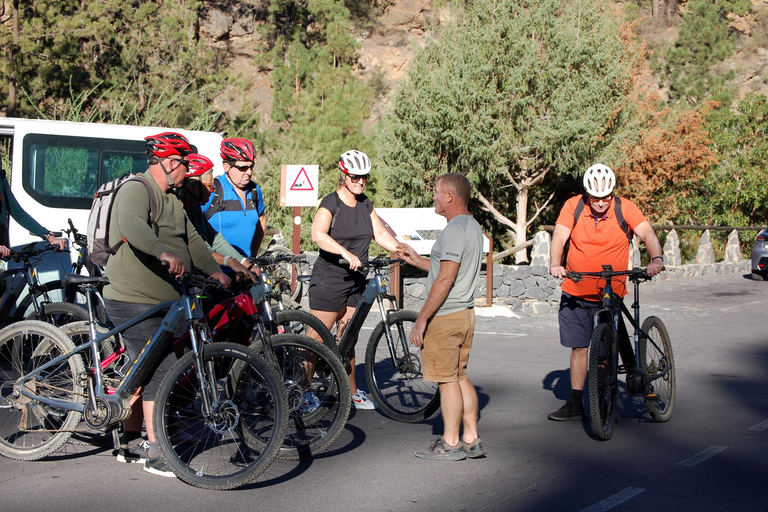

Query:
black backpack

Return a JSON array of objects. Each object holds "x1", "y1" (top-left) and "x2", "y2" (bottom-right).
[{"x1": 571, "y1": 194, "x2": 633, "y2": 244}]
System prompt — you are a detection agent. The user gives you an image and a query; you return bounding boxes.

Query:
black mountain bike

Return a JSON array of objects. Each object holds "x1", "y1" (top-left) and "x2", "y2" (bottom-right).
[
  {"x1": 567, "y1": 265, "x2": 676, "y2": 441},
  {"x1": 0, "y1": 272, "x2": 288, "y2": 490},
  {"x1": 339, "y1": 257, "x2": 439, "y2": 423}
]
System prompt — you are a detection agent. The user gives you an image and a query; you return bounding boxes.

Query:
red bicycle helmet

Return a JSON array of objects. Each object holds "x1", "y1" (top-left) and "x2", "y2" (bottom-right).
[
  {"x1": 220, "y1": 138, "x2": 256, "y2": 162},
  {"x1": 145, "y1": 132, "x2": 193, "y2": 159},
  {"x1": 186, "y1": 153, "x2": 214, "y2": 178}
]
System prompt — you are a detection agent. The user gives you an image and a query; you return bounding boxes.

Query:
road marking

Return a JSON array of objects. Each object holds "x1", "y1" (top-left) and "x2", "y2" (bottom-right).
[
  {"x1": 678, "y1": 445, "x2": 728, "y2": 467},
  {"x1": 579, "y1": 487, "x2": 646, "y2": 512},
  {"x1": 748, "y1": 419, "x2": 768, "y2": 431},
  {"x1": 475, "y1": 331, "x2": 526, "y2": 336}
]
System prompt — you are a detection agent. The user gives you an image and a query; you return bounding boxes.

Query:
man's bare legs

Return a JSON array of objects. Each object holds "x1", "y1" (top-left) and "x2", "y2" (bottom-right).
[{"x1": 437, "y1": 378, "x2": 479, "y2": 447}]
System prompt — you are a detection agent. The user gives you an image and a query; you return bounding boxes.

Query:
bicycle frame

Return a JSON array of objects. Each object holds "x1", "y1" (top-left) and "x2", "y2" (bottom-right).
[
  {"x1": 15, "y1": 289, "x2": 210, "y2": 426},
  {"x1": 579, "y1": 266, "x2": 662, "y2": 391},
  {"x1": 337, "y1": 261, "x2": 405, "y2": 367}
]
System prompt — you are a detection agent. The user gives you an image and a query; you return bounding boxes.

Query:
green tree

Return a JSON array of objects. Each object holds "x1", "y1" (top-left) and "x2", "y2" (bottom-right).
[
  {"x1": 663, "y1": 0, "x2": 751, "y2": 106},
  {"x1": 377, "y1": 0, "x2": 648, "y2": 261},
  {"x1": 1, "y1": 0, "x2": 224, "y2": 127},
  {"x1": 679, "y1": 93, "x2": 768, "y2": 228}
]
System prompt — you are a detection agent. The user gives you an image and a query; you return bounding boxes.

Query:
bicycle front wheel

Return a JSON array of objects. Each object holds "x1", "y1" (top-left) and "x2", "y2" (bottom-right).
[
  {"x1": 252, "y1": 333, "x2": 350, "y2": 460},
  {"x1": 588, "y1": 322, "x2": 618, "y2": 441},
  {"x1": 261, "y1": 245, "x2": 305, "y2": 303},
  {"x1": 0, "y1": 320, "x2": 85, "y2": 460},
  {"x1": 365, "y1": 310, "x2": 440, "y2": 423},
  {"x1": 640, "y1": 316, "x2": 675, "y2": 422},
  {"x1": 153, "y1": 342, "x2": 287, "y2": 490}
]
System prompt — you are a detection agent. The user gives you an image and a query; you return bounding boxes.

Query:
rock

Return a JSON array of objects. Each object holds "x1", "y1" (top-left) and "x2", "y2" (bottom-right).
[{"x1": 200, "y1": 9, "x2": 233, "y2": 40}]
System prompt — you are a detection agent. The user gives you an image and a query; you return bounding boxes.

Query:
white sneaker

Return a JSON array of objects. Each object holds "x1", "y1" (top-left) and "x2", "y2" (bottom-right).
[{"x1": 352, "y1": 390, "x2": 378, "y2": 410}]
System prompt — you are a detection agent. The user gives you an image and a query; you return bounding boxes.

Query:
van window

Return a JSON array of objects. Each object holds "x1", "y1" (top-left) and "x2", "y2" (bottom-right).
[{"x1": 22, "y1": 134, "x2": 197, "y2": 210}]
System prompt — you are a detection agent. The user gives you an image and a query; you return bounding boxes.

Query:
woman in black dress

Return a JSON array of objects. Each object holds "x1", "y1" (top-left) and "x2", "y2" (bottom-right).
[{"x1": 309, "y1": 150, "x2": 402, "y2": 410}]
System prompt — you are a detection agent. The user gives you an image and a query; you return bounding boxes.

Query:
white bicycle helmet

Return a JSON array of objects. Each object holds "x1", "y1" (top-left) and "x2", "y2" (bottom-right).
[
  {"x1": 339, "y1": 150, "x2": 372, "y2": 176},
  {"x1": 583, "y1": 163, "x2": 616, "y2": 198}
]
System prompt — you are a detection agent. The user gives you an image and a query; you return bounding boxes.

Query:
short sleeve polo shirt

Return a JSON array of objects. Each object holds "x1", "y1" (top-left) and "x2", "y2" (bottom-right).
[{"x1": 557, "y1": 195, "x2": 648, "y2": 301}]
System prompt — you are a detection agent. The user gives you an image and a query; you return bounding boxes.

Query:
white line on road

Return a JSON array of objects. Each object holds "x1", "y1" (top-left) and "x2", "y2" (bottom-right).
[
  {"x1": 677, "y1": 445, "x2": 728, "y2": 467},
  {"x1": 579, "y1": 487, "x2": 646, "y2": 512},
  {"x1": 748, "y1": 419, "x2": 768, "y2": 431},
  {"x1": 475, "y1": 331, "x2": 526, "y2": 336}
]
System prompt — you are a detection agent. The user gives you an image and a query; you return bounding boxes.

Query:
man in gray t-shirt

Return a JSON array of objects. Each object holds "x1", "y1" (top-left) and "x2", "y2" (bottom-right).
[{"x1": 399, "y1": 173, "x2": 486, "y2": 461}]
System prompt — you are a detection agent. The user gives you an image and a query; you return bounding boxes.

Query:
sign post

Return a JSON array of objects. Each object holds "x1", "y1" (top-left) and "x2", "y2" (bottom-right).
[{"x1": 280, "y1": 165, "x2": 319, "y2": 289}]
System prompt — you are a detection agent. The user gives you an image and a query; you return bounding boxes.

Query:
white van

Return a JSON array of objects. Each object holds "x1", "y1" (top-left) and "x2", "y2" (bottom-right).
[{"x1": 0, "y1": 118, "x2": 224, "y2": 285}]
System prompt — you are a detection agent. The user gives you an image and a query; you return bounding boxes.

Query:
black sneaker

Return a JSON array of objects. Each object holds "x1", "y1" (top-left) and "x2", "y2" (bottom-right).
[
  {"x1": 144, "y1": 456, "x2": 177, "y2": 478},
  {"x1": 415, "y1": 437, "x2": 466, "y2": 460},
  {"x1": 462, "y1": 438, "x2": 487, "y2": 458},
  {"x1": 116, "y1": 439, "x2": 149, "y2": 464},
  {"x1": 547, "y1": 400, "x2": 583, "y2": 421}
]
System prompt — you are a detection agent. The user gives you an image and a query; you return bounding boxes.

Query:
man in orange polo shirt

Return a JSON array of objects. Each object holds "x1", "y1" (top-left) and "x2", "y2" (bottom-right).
[{"x1": 547, "y1": 164, "x2": 664, "y2": 421}]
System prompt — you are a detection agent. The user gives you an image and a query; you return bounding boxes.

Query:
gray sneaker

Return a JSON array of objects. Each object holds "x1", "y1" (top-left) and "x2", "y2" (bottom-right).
[
  {"x1": 116, "y1": 439, "x2": 149, "y2": 464},
  {"x1": 144, "y1": 455, "x2": 177, "y2": 478},
  {"x1": 462, "y1": 437, "x2": 486, "y2": 459},
  {"x1": 415, "y1": 437, "x2": 466, "y2": 461}
]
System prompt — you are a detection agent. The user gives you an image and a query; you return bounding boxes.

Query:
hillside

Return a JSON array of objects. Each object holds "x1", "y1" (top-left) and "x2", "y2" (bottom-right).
[{"x1": 199, "y1": 0, "x2": 768, "y2": 126}]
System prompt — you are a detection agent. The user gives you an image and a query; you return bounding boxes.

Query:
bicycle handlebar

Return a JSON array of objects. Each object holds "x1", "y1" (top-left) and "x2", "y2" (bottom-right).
[
  {"x1": 339, "y1": 257, "x2": 404, "y2": 269},
  {"x1": 249, "y1": 253, "x2": 307, "y2": 268},
  {"x1": 64, "y1": 218, "x2": 87, "y2": 247},
  {"x1": 565, "y1": 266, "x2": 664, "y2": 283},
  {"x1": 2, "y1": 243, "x2": 62, "y2": 263}
]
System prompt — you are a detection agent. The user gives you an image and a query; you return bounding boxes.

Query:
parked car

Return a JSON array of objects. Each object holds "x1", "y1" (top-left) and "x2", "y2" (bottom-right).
[{"x1": 750, "y1": 227, "x2": 768, "y2": 280}]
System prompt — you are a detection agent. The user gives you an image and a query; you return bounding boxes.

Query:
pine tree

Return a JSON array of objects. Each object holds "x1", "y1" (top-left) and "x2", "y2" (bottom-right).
[{"x1": 377, "y1": 0, "x2": 648, "y2": 261}]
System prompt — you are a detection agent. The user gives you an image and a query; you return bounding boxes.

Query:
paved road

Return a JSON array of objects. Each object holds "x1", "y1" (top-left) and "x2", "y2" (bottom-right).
[{"x1": 1, "y1": 272, "x2": 767, "y2": 512}]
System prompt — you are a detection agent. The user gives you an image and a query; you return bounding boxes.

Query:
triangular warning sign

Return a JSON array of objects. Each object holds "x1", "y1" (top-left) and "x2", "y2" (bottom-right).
[{"x1": 290, "y1": 167, "x2": 315, "y2": 191}]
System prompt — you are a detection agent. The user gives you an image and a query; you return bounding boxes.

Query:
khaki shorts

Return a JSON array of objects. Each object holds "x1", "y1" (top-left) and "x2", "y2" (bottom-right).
[{"x1": 422, "y1": 308, "x2": 475, "y2": 383}]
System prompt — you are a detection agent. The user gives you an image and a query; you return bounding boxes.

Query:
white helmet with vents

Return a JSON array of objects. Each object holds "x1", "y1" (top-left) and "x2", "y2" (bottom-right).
[
  {"x1": 339, "y1": 150, "x2": 372, "y2": 176},
  {"x1": 583, "y1": 163, "x2": 615, "y2": 198}
]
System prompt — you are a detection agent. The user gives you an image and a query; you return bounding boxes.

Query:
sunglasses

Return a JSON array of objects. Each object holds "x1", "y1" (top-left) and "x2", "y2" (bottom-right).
[
  {"x1": 169, "y1": 158, "x2": 189, "y2": 167},
  {"x1": 230, "y1": 163, "x2": 253, "y2": 172},
  {"x1": 588, "y1": 195, "x2": 612, "y2": 204},
  {"x1": 348, "y1": 174, "x2": 369, "y2": 183}
]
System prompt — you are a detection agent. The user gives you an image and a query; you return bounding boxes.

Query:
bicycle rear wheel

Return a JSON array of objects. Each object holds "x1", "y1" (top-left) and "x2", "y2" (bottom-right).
[
  {"x1": 0, "y1": 320, "x2": 85, "y2": 460},
  {"x1": 16, "y1": 280, "x2": 108, "y2": 324},
  {"x1": 273, "y1": 309, "x2": 339, "y2": 356},
  {"x1": 251, "y1": 333, "x2": 350, "y2": 459},
  {"x1": 365, "y1": 310, "x2": 440, "y2": 423},
  {"x1": 153, "y1": 342, "x2": 287, "y2": 490},
  {"x1": 639, "y1": 316, "x2": 675, "y2": 422},
  {"x1": 28, "y1": 301, "x2": 89, "y2": 327},
  {"x1": 588, "y1": 322, "x2": 618, "y2": 441}
]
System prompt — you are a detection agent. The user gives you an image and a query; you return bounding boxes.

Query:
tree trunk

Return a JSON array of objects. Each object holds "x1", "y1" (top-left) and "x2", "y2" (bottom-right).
[
  {"x1": 8, "y1": 0, "x2": 20, "y2": 115},
  {"x1": 652, "y1": 0, "x2": 659, "y2": 18},
  {"x1": 513, "y1": 186, "x2": 529, "y2": 264}
]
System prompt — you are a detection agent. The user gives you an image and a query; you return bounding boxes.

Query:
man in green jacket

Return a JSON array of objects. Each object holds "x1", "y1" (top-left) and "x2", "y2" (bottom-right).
[{"x1": 104, "y1": 132, "x2": 230, "y2": 477}]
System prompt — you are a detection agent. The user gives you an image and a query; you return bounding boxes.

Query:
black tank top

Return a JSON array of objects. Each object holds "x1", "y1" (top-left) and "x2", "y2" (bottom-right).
[{"x1": 316, "y1": 191, "x2": 373, "y2": 271}]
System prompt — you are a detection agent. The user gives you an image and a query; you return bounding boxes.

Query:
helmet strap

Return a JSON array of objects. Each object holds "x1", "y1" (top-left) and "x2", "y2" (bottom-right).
[{"x1": 159, "y1": 159, "x2": 177, "y2": 190}]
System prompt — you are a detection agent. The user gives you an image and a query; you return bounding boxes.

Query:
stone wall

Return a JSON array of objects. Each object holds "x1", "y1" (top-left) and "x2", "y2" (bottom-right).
[
  {"x1": 398, "y1": 228, "x2": 752, "y2": 314},
  {"x1": 400, "y1": 259, "x2": 751, "y2": 314}
]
